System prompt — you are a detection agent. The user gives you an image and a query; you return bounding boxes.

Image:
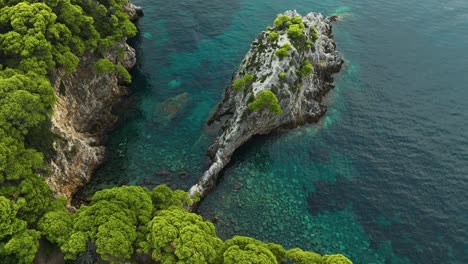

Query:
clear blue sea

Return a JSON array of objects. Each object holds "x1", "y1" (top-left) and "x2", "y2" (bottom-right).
[{"x1": 80, "y1": 0, "x2": 468, "y2": 263}]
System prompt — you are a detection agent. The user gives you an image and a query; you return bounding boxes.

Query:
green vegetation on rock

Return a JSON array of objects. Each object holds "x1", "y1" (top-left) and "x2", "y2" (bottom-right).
[
  {"x1": 268, "y1": 31, "x2": 279, "y2": 41},
  {"x1": 275, "y1": 43, "x2": 292, "y2": 60},
  {"x1": 233, "y1": 73, "x2": 254, "y2": 92},
  {"x1": 248, "y1": 90, "x2": 283, "y2": 115},
  {"x1": 273, "y1": 15, "x2": 291, "y2": 28},
  {"x1": 278, "y1": 72, "x2": 287, "y2": 80},
  {"x1": 297, "y1": 59, "x2": 314, "y2": 77},
  {"x1": 96, "y1": 59, "x2": 132, "y2": 83}
]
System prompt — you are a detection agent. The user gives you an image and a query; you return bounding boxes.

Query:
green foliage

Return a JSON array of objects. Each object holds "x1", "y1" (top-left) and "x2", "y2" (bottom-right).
[
  {"x1": 286, "y1": 248, "x2": 323, "y2": 264},
  {"x1": 65, "y1": 186, "x2": 152, "y2": 262},
  {"x1": 143, "y1": 208, "x2": 223, "y2": 264},
  {"x1": 268, "y1": 31, "x2": 279, "y2": 41},
  {"x1": 248, "y1": 90, "x2": 283, "y2": 115},
  {"x1": 274, "y1": 15, "x2": 290, "y2": 27},
  {"x1": 288, "y1": 24, "x2": 303, "y2": 39},
  {"x1": 151, "y1": 184, "x2": 191, "y2": 210},
  {"x1": 2, "y1": 229, "x2": 41, "y2": 264},
  {"x1": 275, "y1": 43, "x2": 292, "y2": 60},
  {"x1": 17, "y1": 174, "x2": 54, "y2": 223},
  {"x1": 95, "y1": 59, "x2": 132, "y2": 83},
  {"x1": 222, "y1": 236, "x2": 286, "y2": 264},
  {"x1": 38, "y1": 210, "x2": 73, "y2": 245},
  {"x1": 297, "y1": 60, "x2": 314, "y2": 77},
  {"x1": 311, "y1": 27, "x2": 319, "y2": 41},
  {"x1": 233, "y1": 73, "x2": 254, "y2": 92},
  {"x1": 95, "y1": 59, "x2": 116, "y2": 74},
  {"x1": 60, "y1": 231, "x2": 88, "y2": 260},
  {"x1": 291, "y1": 16, "x2": 303, "y2": 25},
  {"x1": 0, "y1": 196, "x2": 26, "y2": 240},
  {"x1": 115, "y1": 64, "x2": 132, "y2": 83},
  {"x1": 323, "y1": 254, "x2": 353, "y2": 264},
  {"x1": 278, "y1": 72, "x2": 287, "y2": 80},
  {"x1": 223, "y1": 244, "x2": 277, "y2": 264}
]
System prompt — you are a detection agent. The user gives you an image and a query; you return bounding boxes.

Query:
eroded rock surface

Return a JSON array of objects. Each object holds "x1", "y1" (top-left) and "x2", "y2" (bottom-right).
[
  {"x1": 47, "y1": 44, "x2": 136, "y2": 200},
  {"x1": 189, "y1": 11, "x2": 343, "y2": 204}
]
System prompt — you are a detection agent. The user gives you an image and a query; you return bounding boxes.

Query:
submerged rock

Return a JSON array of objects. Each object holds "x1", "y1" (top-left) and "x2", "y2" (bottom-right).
[
  {"x1": 189, "y1": 11, "x2": 343, "y2": 205},
  {"x1": 152, "y1": 92, "x2": 190, "y2": 128}
]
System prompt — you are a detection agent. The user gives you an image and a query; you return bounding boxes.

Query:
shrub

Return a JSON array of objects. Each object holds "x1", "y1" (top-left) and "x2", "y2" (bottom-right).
[
  {"x1": 268, "y1": 32, "x2": 279, "y2": 41},
  {"x1": 248, "y1": 90, "x2": 282, "y2": 115},
  {"x1": 275, "y1": 43, "x2": 292, "y2": 60},
  {"x1": 115, "y1": 64, "x2": 132, "y2": 83},
  {"x1": 274, "y1": 15, "x2": 290, "y2": 27},
  {"x1": 94, "y1": 59, "x2": 115, "y2": 73},
  {"x1": 278, "y1": 72, "x2": 287, "y2": 80},
  {"x1": 311, "y1": 27, "x2": 319, "y2": 41},
  {"x1": 288, "y1": 24, "x2": 303, "y2": 39},
  {"x1": 233, "y1": 73, "x2": 254, "y2": 92},
  {"x1": 95, "y1": 59, "x2": 131, "y2": 83},
  {"x1": 291, "y1": 16, "x2": 303, "y2": 25},
  {"x1": 297, "y1": 60, "x2": 314, "y2": 77}
]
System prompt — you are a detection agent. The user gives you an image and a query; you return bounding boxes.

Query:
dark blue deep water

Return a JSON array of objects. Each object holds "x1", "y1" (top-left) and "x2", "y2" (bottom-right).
[{"x1": 81, "y1": 0, "x2": 468, "y2": 263}]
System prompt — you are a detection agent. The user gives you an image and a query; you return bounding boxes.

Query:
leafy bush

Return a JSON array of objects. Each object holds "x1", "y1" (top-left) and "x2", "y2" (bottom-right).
[
  {"x1": 274, "y1": 15, "x2": 290, "y2": 27},
  {"x1": 291, "y1": 16, "x2": 303, "y2": 24},
  {"x1": 298, "y1": 59, "x2": 314, "y2": 77},
  {"x1": 95, "y1": 59, "x2": 132, "y2": 83},
  {"x1": 94, "y1": 59, "x2": 115, "y2": 73},
  {"x1": 233, "y1": 73, "x2": 254, "y2": 92},
  {"x1": 248, "y1": 90, "x2": 283, "y2": 115},
  {"x1": 115, "y1": 64, "x2": 132, "y2": 83},
  {"x1": 288, "y1": 24, "x2": 303, "y2": 39},
  {"x1": 268, "y1": 31, "x2": 279, "y2": 41},
  {"x1": 311, "y1": 27, "x2": 319, "y2": 41},
  {"x1": 275, "y1": 43, "x2": 292, "y2": 60},
  {"x1": 278, "y1": 72, "x2": 287, "y2": 80}
]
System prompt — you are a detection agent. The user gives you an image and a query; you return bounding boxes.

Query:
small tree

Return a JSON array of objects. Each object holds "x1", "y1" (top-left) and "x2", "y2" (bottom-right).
[
  {"x1": 273, "y1": 15, "x2": 290, "y2": 27},
  {"x1": 288, "y1": 24, "x2": 303, "y2": 39},
  {"x1": 275, "y1": 43, "x2": 292, "y2": 60},
  {"x1": 248, "y1": 90, "x2": 282, "y2": 115},
  {"x1": 268, "y1": 32, "x2": 279, "y2": 41},
  {"x1": 297, "y1": 60, "x2": 314, "y2": 77},
  {"x1": 233, "y1": 73, "x2": 254, "y2": 92}
]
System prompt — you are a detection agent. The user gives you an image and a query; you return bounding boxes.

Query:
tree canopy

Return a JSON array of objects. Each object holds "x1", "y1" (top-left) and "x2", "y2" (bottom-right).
[{"x1": 248, "y1": 90, "x2": 283, "y2": 115}]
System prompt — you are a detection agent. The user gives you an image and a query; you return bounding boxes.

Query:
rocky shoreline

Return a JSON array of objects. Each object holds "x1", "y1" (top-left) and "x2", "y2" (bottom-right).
[
  {"x1": 189, "y1": 11, "x2": 343, "y2": 208},
  {"x1": 46, "y1": 3, "x2": 143, "y2": 201}
]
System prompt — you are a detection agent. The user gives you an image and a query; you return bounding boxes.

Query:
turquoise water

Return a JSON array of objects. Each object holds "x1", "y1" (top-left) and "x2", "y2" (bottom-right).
[{"x1": 79, "y1": 0, "x2": 468, "y2": 263}]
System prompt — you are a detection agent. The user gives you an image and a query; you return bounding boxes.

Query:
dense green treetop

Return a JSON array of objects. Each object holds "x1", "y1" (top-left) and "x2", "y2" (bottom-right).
[{"x1": 248, "y1": 90, "x2": 283, "y2": 115}]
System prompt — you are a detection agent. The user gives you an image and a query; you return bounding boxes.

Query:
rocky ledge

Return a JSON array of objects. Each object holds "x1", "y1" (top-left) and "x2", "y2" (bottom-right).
[
  {"x1": 46, "y1": 3, "x2": 142, "y2": 201},
  {"x1": 189, "y1": 11, "x2": 343, "y2": 204}
]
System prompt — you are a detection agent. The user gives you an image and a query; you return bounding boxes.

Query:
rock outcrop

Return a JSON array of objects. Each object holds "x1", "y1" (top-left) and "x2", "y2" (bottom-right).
[
  {"x1": 46, "y1": 3, "x2": 142, "y2": 201},
  {"x1": 189, "y1": 11, "x2": 343, "y2": 204},
  {"x1": 124, "y1": 1, "x2": 144, "y2": 22}
]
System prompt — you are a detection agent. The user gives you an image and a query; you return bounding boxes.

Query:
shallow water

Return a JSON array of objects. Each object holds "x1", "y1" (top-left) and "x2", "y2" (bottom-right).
[{"x1": 82, "y1": 0, "x2": 468, "y2": 263}]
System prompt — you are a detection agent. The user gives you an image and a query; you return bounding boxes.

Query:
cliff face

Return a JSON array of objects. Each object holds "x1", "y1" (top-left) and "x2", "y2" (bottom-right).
[
  {"x1": 46, "y1": 43, "x2": 136, "y2": 200},
  {"x1": 189, "y1": 11, "x2": 343, "y2": 201},
  {"x1": 46, "y1": 1, "x2": 142, "y2": 200}
]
